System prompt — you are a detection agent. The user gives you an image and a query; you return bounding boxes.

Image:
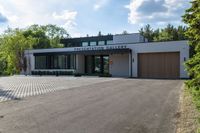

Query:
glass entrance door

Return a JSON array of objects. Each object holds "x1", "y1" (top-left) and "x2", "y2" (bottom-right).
[
  {"x1": 94, "y1": 56, "x2": 101, "y2": 74},
  {"x1": 85, "y1": 55, "x2": 109, "y2": 75},
  {"x1": 103, "y1": 56, "x2": 109, "y2": 74}
]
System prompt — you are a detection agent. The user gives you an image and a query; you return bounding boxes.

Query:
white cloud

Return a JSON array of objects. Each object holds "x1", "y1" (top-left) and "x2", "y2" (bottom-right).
[
  {"x1": 126, "y1": 0, "x2": 190, "y2": 25},
  {"x1": 93, "y1": 0, "x2": 110, "y2": 11},
  {"x1": 125, "y1": 0, "x2": 144, "y2": 24},
  {"x1": 0, "y1": 0, "x2": 80, "y2": 36},
  {"x1": 52, "y1": 10, "x2": 77, "y2": 29}
]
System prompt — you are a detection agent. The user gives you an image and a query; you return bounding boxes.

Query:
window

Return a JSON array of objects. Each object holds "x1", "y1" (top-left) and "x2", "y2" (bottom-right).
[
  {"x1": 70, "y1": 55, "x2": 75, "y2": 69},
  {"x1": 90, "y1": 41, "x2": 97, "y2": 46},
  {"x1": 35, "y1": 56, "x2": 46, "y2": 69},
  {"x1": 107, "y1": 40, "x2": 113, "y2": 45},
  {"x1": 82, "y1": 42, "x2": 89, "y2": 47},
  {"x1": 98, "y1": 41, "x2": 105, "y2": 46},
  {"x1": 65, "y1": 43, "x2": 72, "y2": 47},
  {"x1": 58, "y1": 55, "x2": 65, "y2": 69},
  {"x1": 66, "y1": 55, "x2": 75, "y2": 69},
  {"x1": 35, "y1": 55, "x2": 76, "y2": 70},
  {"x1": 53, "y1": 55, "x2": 58, "y2": 69}
]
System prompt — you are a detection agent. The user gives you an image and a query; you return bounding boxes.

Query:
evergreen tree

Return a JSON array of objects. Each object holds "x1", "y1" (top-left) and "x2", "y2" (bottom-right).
[
  {"x1": 183, "y1": 0, "x2": 200, "y2": 91},
  {"x1": 139, "y1": 24, "x2": 188, "y2": 42},
  {"x1": 139, "y1": 24, "x2": 154, "y2": 42}
]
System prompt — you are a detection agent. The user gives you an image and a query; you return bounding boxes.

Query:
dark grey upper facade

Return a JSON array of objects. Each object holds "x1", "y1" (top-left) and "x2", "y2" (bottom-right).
[{"x1": 61, "y1": 35, "x2": 113, "y2": 47}]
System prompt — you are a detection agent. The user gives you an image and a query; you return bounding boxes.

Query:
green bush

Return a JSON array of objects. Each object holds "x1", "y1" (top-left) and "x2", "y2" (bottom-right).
[
  {"x1": 99, "y1": 73, "x2": 112, "y2": 77},
  {"x1": 74, "y1": 73, "x2": 82, "y2": 77},
  {"x1": 0, "y1": 55, "x2": 8, "y2": 75}
]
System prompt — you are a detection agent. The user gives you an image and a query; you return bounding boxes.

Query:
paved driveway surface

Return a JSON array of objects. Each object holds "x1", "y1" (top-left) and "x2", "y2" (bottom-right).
[
  {"x1": 0, "y1": 76, "x2": 115, "y2": 102},
  {"x1": 0, "y1": 77, "x2": 183, "y2": 133}
]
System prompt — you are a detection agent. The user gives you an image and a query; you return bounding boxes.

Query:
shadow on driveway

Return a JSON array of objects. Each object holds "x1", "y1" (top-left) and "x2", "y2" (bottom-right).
[{"x1": 0, "y1": 86, "x2": 21, "y2": 101}]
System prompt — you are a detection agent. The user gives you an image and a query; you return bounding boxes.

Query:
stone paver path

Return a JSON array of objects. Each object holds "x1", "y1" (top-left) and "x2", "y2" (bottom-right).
[{"x1": 0, "y1": 76, "x2": 115, "y2": 102}]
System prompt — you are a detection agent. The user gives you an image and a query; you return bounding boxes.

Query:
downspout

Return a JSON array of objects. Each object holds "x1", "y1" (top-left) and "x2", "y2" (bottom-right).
[{"x1": 130, "y1": 50, "x2": 133, "y2": 78}]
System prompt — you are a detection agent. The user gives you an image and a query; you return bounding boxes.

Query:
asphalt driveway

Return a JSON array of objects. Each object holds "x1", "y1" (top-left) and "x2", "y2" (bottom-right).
[{"x1": 0, "y1": 78, "x2": 183, "y2": 133}]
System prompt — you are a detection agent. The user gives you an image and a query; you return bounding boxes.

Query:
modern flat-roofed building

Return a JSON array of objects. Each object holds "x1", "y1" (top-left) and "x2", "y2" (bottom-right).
[{"x1": 24, "y1": 33, "x2": 189, "y2": 79}]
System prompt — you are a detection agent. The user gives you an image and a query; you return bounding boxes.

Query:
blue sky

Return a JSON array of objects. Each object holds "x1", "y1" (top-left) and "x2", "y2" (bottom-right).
[{"x1": 0, "y1": 0, "x2": 190, "y2": 37}]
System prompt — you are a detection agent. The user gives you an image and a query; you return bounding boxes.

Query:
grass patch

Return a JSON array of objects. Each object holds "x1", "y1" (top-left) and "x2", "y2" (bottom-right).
[
  {"x1": 184, "y1": 84, "x2": 200, "y2": 133},
  {"x1": 176, "y1": 84, "x2": 200, "y2": 133}
]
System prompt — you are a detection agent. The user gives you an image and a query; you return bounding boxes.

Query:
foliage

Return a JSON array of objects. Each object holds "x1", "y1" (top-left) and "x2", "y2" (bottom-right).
[
  {"x1": 0, "y1": 24, "x2": 69, "y2": 75},
  {"x1": 0, "y1": 29, "x2": 36, "y2": 75},
  {"x1": 139, "y1": 24, "x2": 188, "y2": 42},
  {"x1": 0, "y1": 53, "x2": 7, "y2": 75},
  {"x1": 139, "y1": 24, "x2": 155, "y2": 42},
  {"x1": 23, "y1": 24, "x2": 70, "y2": 49},
  {"x1": 122, "y1": 30, "x2": 129, "y2": 35},
  {"x1": 183, "y1": 0, "x2": 200, "y2": 105}
]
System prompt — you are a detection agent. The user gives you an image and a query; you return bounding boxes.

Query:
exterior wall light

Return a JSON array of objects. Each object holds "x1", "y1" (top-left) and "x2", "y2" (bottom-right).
[{"x1": 184, "y1": 57, "x2": 186, "y2": 61}]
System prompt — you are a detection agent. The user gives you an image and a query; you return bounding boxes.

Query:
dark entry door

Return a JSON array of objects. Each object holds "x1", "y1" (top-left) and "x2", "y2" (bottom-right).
[
  {"x1": 94, "y1": 56, "x2": 101, "y2": 73},
  {"x1": 85, "y1": 55, "x2": 109, "y2": 75},
  {"x1": 103, "y1": 56, "x2": 109, "y2": 74}
]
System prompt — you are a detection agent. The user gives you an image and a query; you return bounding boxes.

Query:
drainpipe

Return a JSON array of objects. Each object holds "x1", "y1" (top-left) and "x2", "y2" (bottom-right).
[
  {"x1": 129, "y1": 50, "x2": 133, "y2": 78},
  {"x1": 131, "y1": 50, "x2": 133, "y2": 78}
]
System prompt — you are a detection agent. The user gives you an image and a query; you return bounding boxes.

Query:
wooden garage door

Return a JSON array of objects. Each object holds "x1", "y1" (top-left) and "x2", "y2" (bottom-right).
[{"x1": 138, "y1": 52, "x2": 180, "y2": 79}]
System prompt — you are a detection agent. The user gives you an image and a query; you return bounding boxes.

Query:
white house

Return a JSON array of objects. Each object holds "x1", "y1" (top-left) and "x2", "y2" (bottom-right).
[{"x1": 24, "y1": 33, "x2": 189, "y2": 79}]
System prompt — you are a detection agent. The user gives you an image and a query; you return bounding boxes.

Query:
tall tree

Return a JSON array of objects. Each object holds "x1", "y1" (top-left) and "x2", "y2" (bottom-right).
[
  {"x1": 23, "y1": 24, "x2": 70, "y2": 49},
  {"x1": 177, "y1": 26, "x2": 188, "y2": 40},
  {"x1": 0, "y1": 24, "x2": 70, "y2": 75},
  {"x1": 156, "y1": 24, "x2": 175, "y2": 41},
  {"x1": 1, "y1": 29, "x2": 36, "y2": 75},
  {"x1": 140, "y1": 24, "x2": 188, "y2": 42},
  {"x1": 183, "y1": 0, "x2": 200, "y2": 90},
  {"x1": 23, "y1": 25, "x2": 50, "y2": 49},
  {"x1": 0, "y1": 38, "x2": 7, "y2": 75},
  {"x1": 43, "y1": 24, "x2": 70, "y2": 48},
  {"x1": 139, "y1": 24, "x2": 154, "y2": 42},
  {"x1": 122, "y1": 30, "x2": 129, "y2": 35}
]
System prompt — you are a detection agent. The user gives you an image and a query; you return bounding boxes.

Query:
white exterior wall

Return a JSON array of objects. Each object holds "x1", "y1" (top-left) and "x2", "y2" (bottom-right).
[
  {"x1": 126, "y1": 41, "x2": 189, "y2": 78},
  {"x1": 24, "y1": 51, "x2": 35, "y2": 75},
  {"x1": 76, "y1": 55, "x2": 85, "y2": 73},
  {"x1": 109, "y1": 53, "x2": 129, "y2": 77}
]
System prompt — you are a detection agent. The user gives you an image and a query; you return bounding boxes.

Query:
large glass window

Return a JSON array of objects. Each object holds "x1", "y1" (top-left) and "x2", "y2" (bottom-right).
[
  {"x1": 82, "y1": 42, "x2": 89, "y2": 47},
  {"x1": 53, "y1": 55, "x2": 58, "y2": 69},
  {"x1": 98, "y1": 41, "x2": 105, "y2": 46},
  {"x1": 35, "y1": 55, "x2": 75, "y2": 70},
  {"x1": 70, "y1": 55, "x2": 75, "y2": 69},
  {"x1": 58, "y1": 55, "x2": 65, "y2": 69},
  {"x1": 90, "y1": 41, "x2": 97, "y2": 46},
  {"x1": 35, "y1": 56, "x2": 46, "y2": 69},
  {"x1": 107, "y1": 40, "x2": 113, "y2": 45}
]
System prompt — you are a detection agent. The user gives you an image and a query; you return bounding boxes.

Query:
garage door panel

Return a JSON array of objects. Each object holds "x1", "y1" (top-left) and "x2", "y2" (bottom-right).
[{"x1": 138, "y1": 52, "x2": 180, "y2": 79}]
